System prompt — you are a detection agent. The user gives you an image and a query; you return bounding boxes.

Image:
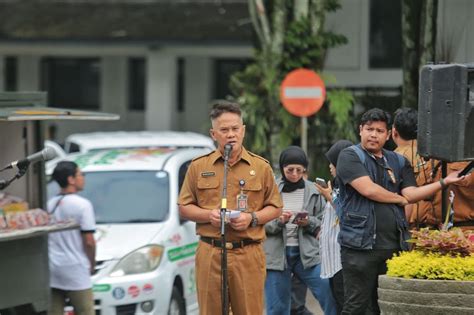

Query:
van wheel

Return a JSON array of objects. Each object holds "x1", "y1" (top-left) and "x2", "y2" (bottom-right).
[{"x1": 168, "y1": 286, "x2": 186, "y2": 315}]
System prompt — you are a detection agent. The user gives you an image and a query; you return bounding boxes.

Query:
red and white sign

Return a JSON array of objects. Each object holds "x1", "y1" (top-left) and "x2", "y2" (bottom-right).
[
  {"x1": 143, "y1": 283, "x2": 154, "y2": 295},
  {"x1": 280, "y1": 68, "x2": 326, "y2": 117},
  {"x1": 128, "y1": 285, "x2": 140, "y2": 298}
]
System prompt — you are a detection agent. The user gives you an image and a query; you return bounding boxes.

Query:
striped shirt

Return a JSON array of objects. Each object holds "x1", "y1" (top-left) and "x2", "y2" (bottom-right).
[
  {"x1": 319, "y1": 201, "x2": 342, "y2": 279},
  {"x1": 281, "y1": 189, "x2": 305, "y2": 247}
]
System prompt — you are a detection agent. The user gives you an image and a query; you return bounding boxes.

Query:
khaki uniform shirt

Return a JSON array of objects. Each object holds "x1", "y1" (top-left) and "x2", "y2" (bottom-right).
[
  {"x1": 396, "y1": 141, "x2": 474, "y2": 227},
  {"x1": 178, "y1": 147, "x2": 282, "y2": 241}
]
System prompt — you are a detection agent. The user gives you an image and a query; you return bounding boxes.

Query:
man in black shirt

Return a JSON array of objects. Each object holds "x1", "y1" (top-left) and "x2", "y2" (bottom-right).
[{"x1": 336, "y1": 108, "x2": 466, "y2": 315}]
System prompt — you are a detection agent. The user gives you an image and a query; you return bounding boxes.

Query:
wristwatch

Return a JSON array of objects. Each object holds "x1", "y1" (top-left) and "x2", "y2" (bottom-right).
[{"x1": 250, "y1": 212, "x2": 258, "y2": 227}]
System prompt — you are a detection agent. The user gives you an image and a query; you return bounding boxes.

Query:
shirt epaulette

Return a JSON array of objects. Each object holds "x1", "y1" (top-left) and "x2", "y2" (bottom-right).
[
  {"x1": 248, "y1": 151, "x2": 270, "y2": 164},
  {"x1": 192, "y1": 151, "x2": 214, "y2": 162}
]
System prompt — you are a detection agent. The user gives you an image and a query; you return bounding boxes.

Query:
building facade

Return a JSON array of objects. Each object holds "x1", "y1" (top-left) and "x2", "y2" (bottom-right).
[{"x1": 0, "y1": 0, "x2": 472, "y2": 142}]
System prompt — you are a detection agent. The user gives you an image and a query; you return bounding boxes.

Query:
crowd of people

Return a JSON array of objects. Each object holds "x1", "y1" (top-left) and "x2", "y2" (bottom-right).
[
  {"x1": 178, "y1": 100, "x2": 472, "y2": 315},
  {"x1": 48, "y1": 99, "x2": 472, "y2": 315}
]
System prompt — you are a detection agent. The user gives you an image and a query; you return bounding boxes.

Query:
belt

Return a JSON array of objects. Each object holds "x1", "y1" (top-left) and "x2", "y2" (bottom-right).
[{"x1": 200, "y1": 237, "x2": 260, "y2": 250}]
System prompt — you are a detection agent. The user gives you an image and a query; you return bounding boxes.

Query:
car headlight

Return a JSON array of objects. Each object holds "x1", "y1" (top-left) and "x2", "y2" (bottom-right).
[{"x1": 109, "y1": 245, "x2": 164, "y2": 277}]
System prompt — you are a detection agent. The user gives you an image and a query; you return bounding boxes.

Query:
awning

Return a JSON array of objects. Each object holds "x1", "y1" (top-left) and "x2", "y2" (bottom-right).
[{"x1": 0, "y1": 107, "x2": 120, "y2": 121}]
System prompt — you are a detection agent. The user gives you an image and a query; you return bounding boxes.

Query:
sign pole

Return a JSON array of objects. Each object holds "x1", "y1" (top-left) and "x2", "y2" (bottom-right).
[
  {"x1": 301, "y1": 117, "x2": 307, "y2": 154},
  {"x1": 280, "y1": 68, "x2": 326, "y2": 156}
]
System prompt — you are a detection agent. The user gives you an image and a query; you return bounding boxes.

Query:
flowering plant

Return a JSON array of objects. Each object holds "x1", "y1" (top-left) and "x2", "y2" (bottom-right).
[{"x1": 386, "y1": 228, "x2": 474, "y2": 280}]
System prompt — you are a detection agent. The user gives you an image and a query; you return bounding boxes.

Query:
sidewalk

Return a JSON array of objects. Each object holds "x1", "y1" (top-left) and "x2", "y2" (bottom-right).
[{"x1": 305, "y1": 291, "x2": 323, "y2": 315}]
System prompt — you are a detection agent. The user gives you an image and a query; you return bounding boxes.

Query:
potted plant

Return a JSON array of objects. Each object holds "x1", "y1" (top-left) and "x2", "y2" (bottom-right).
[{"x1": 378, "y1": 228, "x2": 474, "y2": 315}]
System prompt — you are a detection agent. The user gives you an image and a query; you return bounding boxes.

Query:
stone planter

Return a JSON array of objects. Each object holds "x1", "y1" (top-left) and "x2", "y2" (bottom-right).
[{"x1": 378, "y1": 275, "x2": 474, "y2": 315}]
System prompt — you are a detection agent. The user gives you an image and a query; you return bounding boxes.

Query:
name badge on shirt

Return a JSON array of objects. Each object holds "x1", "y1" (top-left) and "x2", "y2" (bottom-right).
[
  {"x1": 237, "y1": 193, "x2": 248, "y2": 212},
  {"x1": 236, "y1": 179, "x2": 247, "y2": 211},
  {"x1": 201, "y1": 171, "x2": 215, "y2": 177}
]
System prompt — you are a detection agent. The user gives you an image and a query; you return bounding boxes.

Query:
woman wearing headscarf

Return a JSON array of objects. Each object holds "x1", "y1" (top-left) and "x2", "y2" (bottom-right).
[
  {"x1": 264, "y1": 146, "x2": 337, "y2": 315},
  {"x1": 317, "y1": 140, "x2": 354, "y2": 314}
]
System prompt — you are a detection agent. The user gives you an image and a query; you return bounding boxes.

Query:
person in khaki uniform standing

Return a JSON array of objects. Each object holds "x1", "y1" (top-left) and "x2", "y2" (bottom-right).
[
  {"x1": 392, "y1": 108, "x2": 474, "y2": 230},
  {"x1": 178, "y1": 100, "x2": 283, "y2": 315}
]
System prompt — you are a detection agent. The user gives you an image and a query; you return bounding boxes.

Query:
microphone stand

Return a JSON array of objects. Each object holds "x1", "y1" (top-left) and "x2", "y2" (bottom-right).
[
  {"x1": 220, "y1": 147, "x2": 230, "y2": 315},
  {"x1": 0, "y1": 167, "x2": 28, "y2": 190}
]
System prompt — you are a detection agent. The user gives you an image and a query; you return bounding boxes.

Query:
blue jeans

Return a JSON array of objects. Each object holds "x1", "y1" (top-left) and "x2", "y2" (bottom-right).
[{"x1": 265, "y1": 246, "x2": 337, "y2": 315}]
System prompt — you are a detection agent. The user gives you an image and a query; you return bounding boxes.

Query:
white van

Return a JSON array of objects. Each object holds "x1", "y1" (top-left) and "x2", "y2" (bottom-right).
[
  {"x1": 47, "y1": 148, "x2": 209, "y2": 315},
  {"x1": 63, "y1": 131, "x2": 215, "y2": 154}
]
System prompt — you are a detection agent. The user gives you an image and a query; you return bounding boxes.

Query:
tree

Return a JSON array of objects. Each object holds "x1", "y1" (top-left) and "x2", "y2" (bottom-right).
[
  {"x1": 230, "y1": 0, "x2": 354, "y2": 172},
  {"x1": 401, "y1": 0, "x2": 438, "y2": 108}
]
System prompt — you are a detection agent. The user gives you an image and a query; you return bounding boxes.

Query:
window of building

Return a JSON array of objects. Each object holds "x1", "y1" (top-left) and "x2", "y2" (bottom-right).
[
  {"x1": 41, "y1": 57, "x2": 100, "y2": 109},
  {"x1": 176, "y1": 58, "x2": 185, "y2": 112},
  {"x1": 369, "y1": 0, "x2": 402, "y2": 68},
  {"x1": 214, "y1": 58, "x2": 252, "y2": 99},
  {"x1": 128, "y1": 58, "x2": 146, "y2": 111},
  {"x1": 4, "y1": 56, "x2": 17, "y2": 91}
]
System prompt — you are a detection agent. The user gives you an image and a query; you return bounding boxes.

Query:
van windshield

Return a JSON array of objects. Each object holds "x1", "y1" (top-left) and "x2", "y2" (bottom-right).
[{"x1": 47, "y1": 171, "x2": 170, "y2": 224}]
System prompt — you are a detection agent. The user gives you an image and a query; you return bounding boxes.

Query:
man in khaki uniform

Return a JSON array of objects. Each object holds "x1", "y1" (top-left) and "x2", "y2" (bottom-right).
[
  {"x1": 178, "y1": 100, "x2": 282, "y2": 315},
  {"x1": 392, "y1": 108, "x2": 474, "y2": 229}
]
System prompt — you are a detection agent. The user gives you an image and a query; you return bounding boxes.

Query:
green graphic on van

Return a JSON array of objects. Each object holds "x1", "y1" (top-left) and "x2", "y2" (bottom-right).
[
  {"x1": 167, "y1": 242, "x2": 198, "y2": 262},
  {"x1": 93, "y1": 284, "x2": 111, "y2": 292}
]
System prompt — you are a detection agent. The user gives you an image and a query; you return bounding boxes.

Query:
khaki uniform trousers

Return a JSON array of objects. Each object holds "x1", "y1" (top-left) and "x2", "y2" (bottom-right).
[
  {"x1": 50, "y1": 287, "x2": 94, "y2": 315},
  {"x1": 196, "y1": 241, "x2": 266, "y2": 315}
]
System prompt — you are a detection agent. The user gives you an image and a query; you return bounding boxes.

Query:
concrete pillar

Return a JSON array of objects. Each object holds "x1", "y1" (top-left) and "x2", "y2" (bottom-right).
[
  {"x1": 101, "y1": 56, "x2": 127, "y2": 127},
  {"x1": 182, "y1": 56, "x2": 212, "y2": 133},
  {"x1": 145, "y1": 51, "x2": 177, "y2": 130},
  {"x1": 17, "y1": 55, "x2": 40, "y2": 91}
]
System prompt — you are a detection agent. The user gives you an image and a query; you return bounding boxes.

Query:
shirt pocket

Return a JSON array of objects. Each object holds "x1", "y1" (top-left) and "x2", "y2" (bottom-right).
[
  {"x1": 340, "y1": 212, "x2": 368, "y2": 248},
  {"x1": 197, "y1": 177, "x2": 220, "y2": 208},
  {"x1": 245, "y1": 182, "x2": 262, "y2": 211}
]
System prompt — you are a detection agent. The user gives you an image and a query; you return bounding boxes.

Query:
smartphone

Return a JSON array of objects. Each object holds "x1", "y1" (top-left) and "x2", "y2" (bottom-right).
[
  {"x1": 315, "y1": 177, "x2": 328, "y2": 188},
  {"x1": 292, "y1": 211, "x2": 308, "y2": 223}
]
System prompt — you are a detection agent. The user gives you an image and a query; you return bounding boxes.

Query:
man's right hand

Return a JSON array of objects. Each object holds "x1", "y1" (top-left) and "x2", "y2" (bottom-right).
[
  {"x1": 398, "y1": 196, "x2": 409, "y2": 206},
  {"x1": 209, "y1": 209, "x2": 222, "y2": 227},
  {"x1": 445, "y1": 170, "x2": 469, "y2": 185}
]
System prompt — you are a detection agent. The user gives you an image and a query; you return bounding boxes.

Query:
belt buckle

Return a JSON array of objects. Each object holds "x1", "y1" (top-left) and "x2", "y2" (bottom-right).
[{"x1": 225, "y1": 242, "x2": 234, "y2": 250}]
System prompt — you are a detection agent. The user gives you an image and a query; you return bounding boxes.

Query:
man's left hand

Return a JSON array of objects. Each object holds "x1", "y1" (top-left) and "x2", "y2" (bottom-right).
[{"x1": 230, "y1": 212, "x2": 252, "y2": 231}]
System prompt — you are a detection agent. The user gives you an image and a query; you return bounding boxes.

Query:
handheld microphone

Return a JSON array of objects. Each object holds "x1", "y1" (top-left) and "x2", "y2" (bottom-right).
[
  {"x1": 458, "y1": 161, "x2": 474, "y2": 177},
  {"x1": 223, "y1": 144, "x2": 233, "y2": 161},
  {"x1": 1, "y1": 147, "x2": 57, "y2": 171}
]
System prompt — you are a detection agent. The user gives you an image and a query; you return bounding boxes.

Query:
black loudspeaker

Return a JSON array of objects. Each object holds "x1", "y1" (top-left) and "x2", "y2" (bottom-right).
[{"x1": 418, "y1": 63, "x2": 474, "y2": 162}]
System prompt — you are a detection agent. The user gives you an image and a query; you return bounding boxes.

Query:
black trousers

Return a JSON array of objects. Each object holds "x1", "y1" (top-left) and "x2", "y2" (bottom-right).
[
  {"x1": 340, "y1": 247, "x2": 399, "y2": 315},
  {"x1": 329, "y1": 269, "x2": 344, "y2": 315}
]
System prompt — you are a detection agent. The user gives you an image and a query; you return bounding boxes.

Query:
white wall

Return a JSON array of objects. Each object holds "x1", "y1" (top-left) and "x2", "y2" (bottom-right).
[{"x1": 325, "y1": 0, "x2": 402, "y2": 87}]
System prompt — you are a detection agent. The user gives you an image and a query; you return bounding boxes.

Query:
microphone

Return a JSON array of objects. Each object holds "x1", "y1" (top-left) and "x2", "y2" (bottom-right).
[
  {"x1": 1, "y1": 147, "x2": 57, "y2": 171},
  {"x1": 223, "y1": 144, "x2": 233, "y2": 161}
]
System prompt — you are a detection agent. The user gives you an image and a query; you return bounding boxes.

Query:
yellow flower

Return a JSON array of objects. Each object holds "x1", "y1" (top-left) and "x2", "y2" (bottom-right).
[{"x1": 386, "y1": 251, "x2": 474, "y2": 281}]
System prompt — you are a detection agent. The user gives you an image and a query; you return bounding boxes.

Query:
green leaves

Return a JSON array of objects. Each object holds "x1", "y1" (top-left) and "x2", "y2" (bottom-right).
[
  {"x1": 409, "y1": 228, "x2": 474, "y2": 257},
  {"x1": 229, "y1": 0, "x2": 355, "y2": 171}
]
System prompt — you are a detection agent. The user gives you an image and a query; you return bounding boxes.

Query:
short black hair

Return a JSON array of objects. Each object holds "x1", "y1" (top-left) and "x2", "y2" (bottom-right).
[
  {"x1": 209, "y1": 100, "x2": 242, "y2": 121},
  {"x1": 52, "y1": 161, "x2": 79, "y2": 188},
  {"x1": 360, "y1": 108, "x2": 391, "y2": 129},
  {"x1": 393, "y1": 108, "x2": 417, "y2": 140}
]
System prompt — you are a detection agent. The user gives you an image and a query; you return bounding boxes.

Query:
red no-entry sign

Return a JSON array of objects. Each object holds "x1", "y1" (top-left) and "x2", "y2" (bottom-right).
[{"x1": 280, "y1": 68, "x2": 326, "y2": 117}]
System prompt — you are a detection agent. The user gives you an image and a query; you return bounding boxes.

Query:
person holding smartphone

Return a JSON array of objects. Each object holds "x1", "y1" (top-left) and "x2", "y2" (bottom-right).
[
  {"x1": 264, "y1": 146, "x2": 337, "y2": 315},
  {"x1": 317, "y1": 140, "x2": 354, "y2": 314}
]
